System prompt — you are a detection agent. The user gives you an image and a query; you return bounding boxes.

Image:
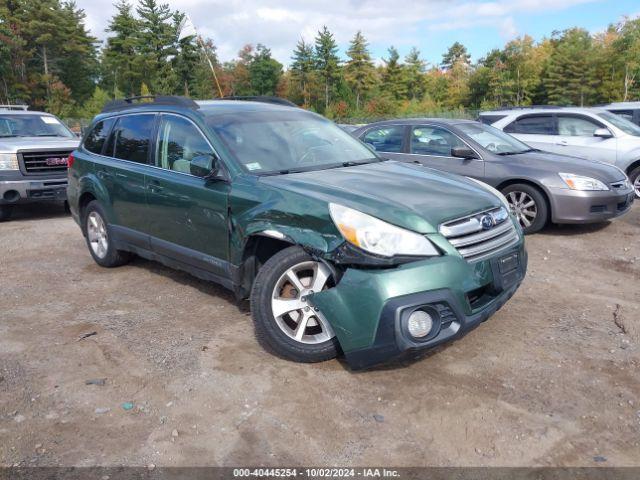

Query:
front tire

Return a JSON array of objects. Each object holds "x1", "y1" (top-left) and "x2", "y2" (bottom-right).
[
  {"x1": 629, "y1": 165, "x2": 640, "y2": 199},
  {"x1": 0, "y1": 205, "x2": 12, "y2": 222},
  {"x1": 82, "y1": 200, "x2": 132, "y2": 268},
  {"x1": 502, "y1": 183, "x2": 548, "y2": 234},
  {"x1": 250, "y1": 246, "x2": 340, "y2": 363}
]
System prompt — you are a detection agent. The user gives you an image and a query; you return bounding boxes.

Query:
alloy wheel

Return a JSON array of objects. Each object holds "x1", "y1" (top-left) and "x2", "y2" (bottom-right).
[
  {"x1": 87, "y1": 211, "x2": 108, "y2": 259},
  {"x1": 634, "y1": 175, "x2": 640, "y2": 199},
  {"x1": 507, "y1": 191, "x2": 538, "y2": 229},
  {"x1": 271, "y1": 261, "x2": 335, "y2": 344}
]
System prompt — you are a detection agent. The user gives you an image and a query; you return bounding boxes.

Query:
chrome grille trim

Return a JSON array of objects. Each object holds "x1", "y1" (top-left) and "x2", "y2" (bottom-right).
[
  {"x1": 448, "y1": 219, "x2": 513, "y2": 248},
  {"x1": 439, "y1": 207, "x2": 519, "y2": 262}
]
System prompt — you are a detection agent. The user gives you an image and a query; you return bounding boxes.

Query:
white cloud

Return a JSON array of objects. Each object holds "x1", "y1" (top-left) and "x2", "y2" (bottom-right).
[{"x1": 78, "y1": 0, "x2": 600, "y2": 65}]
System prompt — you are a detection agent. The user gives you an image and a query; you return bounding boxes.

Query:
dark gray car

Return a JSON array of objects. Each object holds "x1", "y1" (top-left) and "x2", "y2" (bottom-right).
[{"x1": 353, "y1": 119, "x2": 634, "y2": 234}]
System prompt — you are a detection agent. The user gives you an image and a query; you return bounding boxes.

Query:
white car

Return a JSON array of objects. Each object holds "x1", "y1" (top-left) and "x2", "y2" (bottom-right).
[{"x1": 479, "y1": 107, "x2": 640, "y2": 198}]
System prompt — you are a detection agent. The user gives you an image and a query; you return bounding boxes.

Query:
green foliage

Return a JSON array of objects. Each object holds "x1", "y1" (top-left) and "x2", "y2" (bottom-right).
[
  {"x1": 249, "y1": 44, "x2": 283, "y2": 95},
  {"x1": 4, "y1": 1, "x2": 640, "y2": 123},
  {"x1": 314, "y1": 25, "x2": 341, "y2": 111},
  {"x1": 344, "y1": 31, "x2": 376, "y2": 109},
  {"x1": 442, "y1": 42, "x2": 471, "y2": 69}
]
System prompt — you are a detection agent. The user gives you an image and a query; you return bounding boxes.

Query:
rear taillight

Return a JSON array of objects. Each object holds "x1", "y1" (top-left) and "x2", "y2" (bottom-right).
[{"x1": 67, "y1": 152, "x2": 74, "y2": 168}]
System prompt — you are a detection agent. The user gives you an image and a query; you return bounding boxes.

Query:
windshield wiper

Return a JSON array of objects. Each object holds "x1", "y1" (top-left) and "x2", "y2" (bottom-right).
[{"x1": 496, "y1": 149, "x2": 536, "y2": 156}]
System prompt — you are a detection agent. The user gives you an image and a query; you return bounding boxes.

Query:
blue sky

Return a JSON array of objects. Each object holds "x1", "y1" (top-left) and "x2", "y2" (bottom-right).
[{"x1": 81, "y1": 0, "x2": 640, "y2": 67}]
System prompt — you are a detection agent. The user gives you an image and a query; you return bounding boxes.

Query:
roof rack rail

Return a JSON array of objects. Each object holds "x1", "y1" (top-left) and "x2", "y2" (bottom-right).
[
  {"x1": 0, "y1": 104, "x2": 29, "y2": 111},
  {"x1": 496, "y1": 104, "x2": 573, "y2": 110},
  {"x1": 101, "y1": 95, "x2": 200, "y2": 113},
  {"x1": 220, "y1": 96, "x2": 298, "y2": 107}
]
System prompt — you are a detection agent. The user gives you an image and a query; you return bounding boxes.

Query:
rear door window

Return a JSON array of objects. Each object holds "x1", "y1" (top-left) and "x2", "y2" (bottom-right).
[
  {"x1": 505, "y1": 115, "x2": 556, "y2": 135},
  {"x1": 84, "y1": 118, "x2": 115, "y2": 154},
  {"x1": 106, "y1": 114, "x2": 155, "y2": 163},
  {"x1": 361, "y1": 126, "x2": 405, "y2": 153}
]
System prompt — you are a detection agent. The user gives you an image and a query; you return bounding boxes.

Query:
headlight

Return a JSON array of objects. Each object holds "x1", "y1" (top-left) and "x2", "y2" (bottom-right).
[
  {"x1": 466, "y1": 176, "x2": 510, "y2": 209},
  {"x1": 558, "y1": 173, "x2": 609, "y2": 191},
  {"x1": 0, "y1": 153, "x2": 19, "y2": 170},
  {"x1": 329, "y1": 203, "x2": 440, "y2": 257}
]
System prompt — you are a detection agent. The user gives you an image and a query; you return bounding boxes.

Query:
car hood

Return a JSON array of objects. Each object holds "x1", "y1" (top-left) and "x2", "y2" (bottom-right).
[
  {"x1": 0, "y1": 137, "x2": 80, "y2": 153},
  {"x1": 259, "y1": 161, "x2": 502, "y2": 234},
  {"x1": 506, "y1": 150, "x2": 626, "y2": 182}
]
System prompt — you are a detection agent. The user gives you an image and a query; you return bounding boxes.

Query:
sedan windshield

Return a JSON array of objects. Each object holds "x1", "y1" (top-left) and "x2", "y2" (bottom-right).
[
  {"x1": 597, "y1": 111, "x2": 640, "y2": 137},
  {"x1": 457, "y1": 122, "x2": 533, "y2": 155},
  {"x1": 0, "y1": 114, "x2": 75, "y2": 138},
  {"x1": 204, "y1": 109, "x2": 378, "y2": 174}
]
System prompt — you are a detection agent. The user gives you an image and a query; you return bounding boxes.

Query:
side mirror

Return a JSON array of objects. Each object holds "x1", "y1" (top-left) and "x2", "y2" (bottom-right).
[
  {"x1": 451, "y1": 146, "x2": 479, "y2": 159},
  {"x1": 364, "y1": 141, "x2": 376, "y2": 152},
  {"x1": 593, "y1": 128, "x2": 613, "y2": 139},
  {"x1": 190, "y1": 154, "x2": 219, "y2": 179}
]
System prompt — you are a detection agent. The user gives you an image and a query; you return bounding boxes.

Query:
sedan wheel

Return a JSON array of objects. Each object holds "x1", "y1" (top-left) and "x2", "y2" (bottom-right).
[
  {"x1": 271, "y1": 261, "x2": 335, "y2": 344},
  {"x1": 87, "y1": 211, "x2": 109, "y2": 259},
  {"x1": 507, "y1": 191, "x2": 537, "y2": 229},
  {"x1": 634, "y1": 174, "x2": 640, "y2": 199}
]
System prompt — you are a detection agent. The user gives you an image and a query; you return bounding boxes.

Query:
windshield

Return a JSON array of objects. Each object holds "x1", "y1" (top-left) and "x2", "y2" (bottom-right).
[
  {"x1": 456, "y1": 122, "x2": 533, "y2": 155},
  {"x1": 597, "y1": 111, "x2": 640, "y2": 136},
  {"x1": 0, "y1": 114, "x2": 75, "y2": 138},
  {"x1": 204, "y1": 109, "x2": 378, "y2": 174}
]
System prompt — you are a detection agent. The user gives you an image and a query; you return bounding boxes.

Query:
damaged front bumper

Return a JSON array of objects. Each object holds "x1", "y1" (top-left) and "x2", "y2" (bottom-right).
[{"x1": 310, "y1": 242, "x2": 527, "y2": 369}]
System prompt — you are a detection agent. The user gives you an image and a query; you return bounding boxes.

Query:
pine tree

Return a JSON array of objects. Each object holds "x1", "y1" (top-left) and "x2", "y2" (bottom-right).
[
  {"x1": 136, "y1": 0, "x2": 175, "y2": 92},
  {"x1": 344, "y1": 31, "x2": 376, "y2": 110},
  {"x1": 314, "y1": 26, "x2": 341, "y2": 112},
  {"x1": 441, "y1": 42, "x2": 471, "y2": 70},
  {"x1": 102, "y1": 0, "x2": 142, "y2": 96},
  {"x1": 290, "y1": 38, "x2": 315, "y2": 106},
  {"x1": 382, "y1": 46, "x2": 407, "y2": 100},
  {"x1": 404, "y1": 47, "x2": 426, "y2": 100}
]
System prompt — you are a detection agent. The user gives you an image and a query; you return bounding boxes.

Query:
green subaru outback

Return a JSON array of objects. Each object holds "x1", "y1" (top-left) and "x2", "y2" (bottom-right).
[{"x1": 67, "y1": 96, "x2": 527, "y2": 369}]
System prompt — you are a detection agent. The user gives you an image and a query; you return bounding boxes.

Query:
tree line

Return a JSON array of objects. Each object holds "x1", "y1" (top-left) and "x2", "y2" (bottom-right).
[{"x1": 1, "y1": 0, "x2": 640, "y2": 121}]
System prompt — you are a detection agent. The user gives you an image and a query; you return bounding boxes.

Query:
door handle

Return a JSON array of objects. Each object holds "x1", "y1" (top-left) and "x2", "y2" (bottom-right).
[{"x1": 556, "y1": 140, "x2": 568, "y2": 146}]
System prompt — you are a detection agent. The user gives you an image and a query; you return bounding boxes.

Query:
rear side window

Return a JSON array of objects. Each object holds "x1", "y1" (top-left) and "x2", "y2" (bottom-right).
[
  {"x1": 361, "y1": 126, "x2": 405, "y2": 153},
  {"x1": 106, "y1": 114, "x2": 155, "y2": 163},
  {"x1": 84, "y1": 118, "x2": 115, "y2": 154},
  {"x1": 478, "y1": 115, "x2": 506, "y2": 125},
  {"x1": 505, "y1": 115, "x2": 555, "y2": 135},
  {"x1": 607, "y1": 109, "x2": 634, "y2": 121}
]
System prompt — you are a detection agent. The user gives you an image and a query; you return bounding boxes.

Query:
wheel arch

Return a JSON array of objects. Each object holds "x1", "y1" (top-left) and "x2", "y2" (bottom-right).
[
  {"x1": 626, "y1": 159, "x2": 640, "y2": 176},
  {"x1": 495, "y1": 178, "x2": 553, "y2": 217},
  {"x1": 233, "y1": 226, "x2": 339, "y2": 300}
]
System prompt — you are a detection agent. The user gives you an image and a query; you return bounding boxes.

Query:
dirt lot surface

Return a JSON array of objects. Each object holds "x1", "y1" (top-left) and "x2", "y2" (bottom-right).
[{"x1": 1, "y1": 203, "x2": 639, "y2": 467}]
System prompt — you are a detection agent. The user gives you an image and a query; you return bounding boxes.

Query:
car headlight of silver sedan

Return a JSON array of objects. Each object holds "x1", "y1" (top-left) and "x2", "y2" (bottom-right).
[{"x1": 558, "y1": 173, "x2": 609, "y2": 191}]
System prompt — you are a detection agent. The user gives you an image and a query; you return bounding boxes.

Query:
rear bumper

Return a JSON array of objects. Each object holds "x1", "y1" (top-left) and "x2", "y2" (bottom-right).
[
  {"x1": 311, "y1": 242, "x2": 527, "y2": 369},
  {"x1": 549, "y1": 187, "x2": 634, "y2": 224},
  {"x1": 0, "y1": 178, "x2": 68, "y2": 205}
]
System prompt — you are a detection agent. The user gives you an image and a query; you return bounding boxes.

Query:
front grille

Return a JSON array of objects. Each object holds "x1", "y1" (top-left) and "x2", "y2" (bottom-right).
[
  {"x1": 19, "y1": 150, "x2": 72, "y2": 175},
  {"x1": 439, "y1": 207, "x2": 519, "y2": 262}
]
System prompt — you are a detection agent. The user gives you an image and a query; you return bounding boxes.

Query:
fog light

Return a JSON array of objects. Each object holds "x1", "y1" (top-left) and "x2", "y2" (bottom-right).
[{"x1": 407, "y1": 310, "x2": 434, "y2": 338}]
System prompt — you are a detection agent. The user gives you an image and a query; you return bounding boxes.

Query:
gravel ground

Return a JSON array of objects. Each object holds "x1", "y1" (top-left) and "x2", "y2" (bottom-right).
[{"x1": 0, "y1": 202, "x2": 639, "y2": 467}]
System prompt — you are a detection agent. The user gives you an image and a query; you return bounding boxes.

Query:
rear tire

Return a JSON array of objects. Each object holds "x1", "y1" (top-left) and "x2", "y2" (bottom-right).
[
  {"x1": 628, "y1": 165, "x2": 640, "y2": 199},
  {"x1": 250, "y1": 246, "x2": 340, "y2": 363},
  {"x1": 502, "y1": 183, "x2": 548, "y2": 234},
  {"x1": 0, "y1": 205, "x2": 12, "y2": 222},
  {"x1": 82, "y1": 200, "x2": 132, "y2": 268}
]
